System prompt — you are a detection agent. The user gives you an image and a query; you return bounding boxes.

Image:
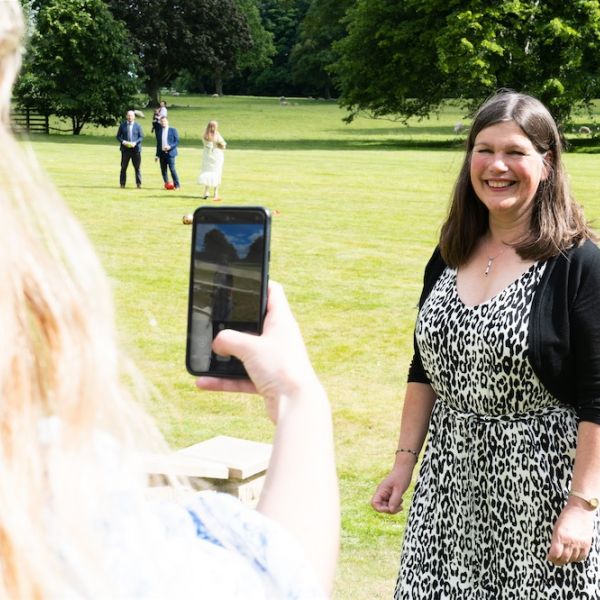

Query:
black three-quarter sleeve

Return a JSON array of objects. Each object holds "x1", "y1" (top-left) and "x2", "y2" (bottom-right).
[
  {"x1": 407, "y1": 340, "x2": 430, "y2": 383},
  {"x1": 569, "y1": 245, "x2": 600, "y2": 423},
  {"x1": 407, "y1": 247, "x2": 447, "y2": 384},
  {"x1": 529, "y1": 240, "x2": 600, "y2": 424}
]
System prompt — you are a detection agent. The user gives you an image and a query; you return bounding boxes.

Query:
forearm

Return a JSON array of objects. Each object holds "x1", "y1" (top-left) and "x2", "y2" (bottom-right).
[
  {"x1": 569, "y1": 421, "x2": 600, "y2": 506},
  {"x1": 547, "y1": 420, "x2": 600, "y2": 565},
  {"x1": 257, "y1": 382, "x2": 339, "y2": 594},
  {"x1": 393, "y1": 382, "x2": 436, "y2": 464},
  {"x1": 371, "y1": 382, "x2": 436, "y2": 514}
]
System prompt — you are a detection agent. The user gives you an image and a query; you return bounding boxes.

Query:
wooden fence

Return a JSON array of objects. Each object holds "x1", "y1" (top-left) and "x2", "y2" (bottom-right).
[{"x1": 11, "y1": 108, "x2": 50, "y2": 134}]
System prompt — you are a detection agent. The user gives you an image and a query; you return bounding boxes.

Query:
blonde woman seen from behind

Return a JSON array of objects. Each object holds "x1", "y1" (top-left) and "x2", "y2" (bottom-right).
[
  {"x1": 198, "y1": 119, "x2": 226, "y2": 200},
  {"x1": 0, "y1": 2, "x2": 339, "y2": 597}
]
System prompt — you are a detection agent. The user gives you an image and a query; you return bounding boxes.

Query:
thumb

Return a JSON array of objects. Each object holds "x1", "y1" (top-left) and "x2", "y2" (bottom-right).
[
  {"x1": 212, "y1": 328, "x2": 260, "y2": 363},
  {"x1": 388, "y1": 485, "x2": 404, "y2": 514},
  {"x1": 548, "y1": 539, "x2": 564, "y2": 562},
  {"x1": 547, "y1": 533, "x2": 563, "y2": 562}
]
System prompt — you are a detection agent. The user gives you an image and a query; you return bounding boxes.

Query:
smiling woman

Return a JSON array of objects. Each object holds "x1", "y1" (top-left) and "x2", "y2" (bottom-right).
[
  {"x1": 470, "y1": 120, "x2": 548, "y2": 220},
  {"x1": 372, "y1": 91, "x2": 600, "y2": 600}
]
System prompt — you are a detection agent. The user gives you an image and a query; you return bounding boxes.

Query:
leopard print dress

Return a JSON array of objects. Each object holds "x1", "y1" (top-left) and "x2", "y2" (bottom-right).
[{"x1": 395, "y1": 263, "x2": 600, "y2": 599}]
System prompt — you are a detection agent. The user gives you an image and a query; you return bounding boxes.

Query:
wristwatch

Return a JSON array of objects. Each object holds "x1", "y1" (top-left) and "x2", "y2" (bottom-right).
[{"x1": 569, "y1": 490, "x2": 599, "y2": 510}]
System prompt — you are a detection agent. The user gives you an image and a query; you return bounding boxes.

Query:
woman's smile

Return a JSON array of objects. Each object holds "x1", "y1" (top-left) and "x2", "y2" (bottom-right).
[{"x1": 486, "y1": 179, "x2": 514, "y2": 189}]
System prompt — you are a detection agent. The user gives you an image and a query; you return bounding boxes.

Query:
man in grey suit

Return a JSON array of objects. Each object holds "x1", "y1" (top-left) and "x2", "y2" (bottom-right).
[{"x1": 116, "y1": 110, "x2": 143, "y2": 188}]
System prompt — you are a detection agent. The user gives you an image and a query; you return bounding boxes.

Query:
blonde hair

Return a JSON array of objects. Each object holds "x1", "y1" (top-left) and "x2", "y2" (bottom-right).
[
  {"x1": 0, "y1": 0, "x2": 23, "y2": 126},
  {"x1": 203, "y1": 120, "x2": 218, "y2": 141},
  {"x1": 0, "y1": 1, "x2": 168, "y2": 595},
  {"x1": 203, "y1": 119, "x2": 226, "y2": 149}
]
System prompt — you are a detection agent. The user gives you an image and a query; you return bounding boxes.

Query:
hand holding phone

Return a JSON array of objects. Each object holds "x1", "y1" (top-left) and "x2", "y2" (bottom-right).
[
  {"x1": 195, "y1": 280, "x2": 340, "y2": 594},
  {"x1": 186, "y1": 206, "x2": 271, "y2": 377},
  {"x1": 197, "y1": 281, "x2": 323, "y2": 412}
]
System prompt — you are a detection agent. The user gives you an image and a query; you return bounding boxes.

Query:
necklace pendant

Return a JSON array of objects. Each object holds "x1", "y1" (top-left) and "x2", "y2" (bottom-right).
[{"x1": 484, "y1": 257, "x2": 493, "y2": 277}]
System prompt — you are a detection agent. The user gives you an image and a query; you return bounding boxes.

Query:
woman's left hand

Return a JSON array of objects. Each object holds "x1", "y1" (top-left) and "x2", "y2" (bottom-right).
[{"x1": 547, "y1": 503, "x2": 596, "y2": 565}]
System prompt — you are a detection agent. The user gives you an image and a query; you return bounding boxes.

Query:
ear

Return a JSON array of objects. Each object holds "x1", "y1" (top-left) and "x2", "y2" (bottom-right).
[{"x1": 541, "y1": 150, "x2": 553, "y2": 181}]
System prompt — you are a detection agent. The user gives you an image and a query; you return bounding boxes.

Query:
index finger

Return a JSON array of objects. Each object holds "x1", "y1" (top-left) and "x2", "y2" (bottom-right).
[
  {"x1": 196, "y1": 376, "x2": 257, "y2": 394},
  {"x1": 263, "y1": 280, "x2": 287, "y2": 321}
]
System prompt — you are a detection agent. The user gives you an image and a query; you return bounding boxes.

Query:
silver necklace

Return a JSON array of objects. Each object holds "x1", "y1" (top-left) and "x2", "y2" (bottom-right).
[{"x1": 484, "y1": 244, "x2": 507, "y2": 277}]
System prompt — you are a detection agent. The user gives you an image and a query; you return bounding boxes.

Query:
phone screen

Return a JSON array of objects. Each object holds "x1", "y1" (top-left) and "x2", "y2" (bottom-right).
[{"x1": 186, "y1": 206, "x2": 271, "y2": 377}]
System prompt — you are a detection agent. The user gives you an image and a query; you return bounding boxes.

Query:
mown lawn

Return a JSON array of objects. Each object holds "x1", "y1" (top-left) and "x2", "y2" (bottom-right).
[{"x1": 24, "y1": 95, "x2": 600, "y2": 599}]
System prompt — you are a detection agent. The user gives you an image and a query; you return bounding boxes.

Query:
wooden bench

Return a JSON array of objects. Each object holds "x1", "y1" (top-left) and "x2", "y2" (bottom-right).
[{"x1": 147, "y1": 435, "x2": 272, "y2": 507}]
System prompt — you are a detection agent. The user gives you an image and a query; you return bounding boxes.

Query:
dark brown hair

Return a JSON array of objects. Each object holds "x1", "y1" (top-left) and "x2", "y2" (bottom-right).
[{"x1": 439, "y1": 91, "x2": 596, "y2": 266}]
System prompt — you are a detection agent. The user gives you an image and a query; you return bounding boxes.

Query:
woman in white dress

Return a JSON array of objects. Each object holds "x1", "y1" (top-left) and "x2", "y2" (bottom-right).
[{"x1": 198, "y1": 120, "x2": 227, "y2": 200}]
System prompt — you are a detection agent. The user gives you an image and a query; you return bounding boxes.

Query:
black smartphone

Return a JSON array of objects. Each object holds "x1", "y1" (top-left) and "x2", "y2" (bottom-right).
[{"x1": 186, "y1": 206, "x2": 271, "y2": 377}]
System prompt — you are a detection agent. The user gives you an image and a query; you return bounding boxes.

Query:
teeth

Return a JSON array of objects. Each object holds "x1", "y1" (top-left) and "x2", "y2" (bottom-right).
[{"x1": 488, "y1": 180, "x2": 512, "y2": 188}]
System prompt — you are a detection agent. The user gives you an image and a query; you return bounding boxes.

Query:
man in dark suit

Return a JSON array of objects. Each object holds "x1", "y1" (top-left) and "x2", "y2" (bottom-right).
[
  {"x1": 116, "y1": 110, "x2": 143, "y2": 188},
  {"x1": 156, "y1": 116, "x2": 180, "y2": 189}
]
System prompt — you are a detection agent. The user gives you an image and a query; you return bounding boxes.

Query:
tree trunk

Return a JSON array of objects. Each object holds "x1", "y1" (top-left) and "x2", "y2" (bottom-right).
[
  {"x1": 71, "y1": 115, "x2": 84, "y2": 135},
  {"x1": 214, "y1": 69, "x2": 223, "y2": 96},
  {"x1": 147, "y1": 81, "x2": 161, "y2": 107}
]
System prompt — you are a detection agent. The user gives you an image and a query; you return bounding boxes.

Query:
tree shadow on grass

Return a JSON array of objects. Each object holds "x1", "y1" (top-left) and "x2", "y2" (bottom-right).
[
  {"x1": 334, "y1": 125, "x2": 467, "y2": 137},
  {"x1": 566, "y1": 138, "x2": 600, "y2": 154},
  {"x1": 20, "y1": 131, "x2": 599, "y2": 153},
  {"x1": 230, "y1": 138, "x2": 467, "y2": 151},
  {"x1": 23, "y1": 132, "x2": 467, "y2": 152}
]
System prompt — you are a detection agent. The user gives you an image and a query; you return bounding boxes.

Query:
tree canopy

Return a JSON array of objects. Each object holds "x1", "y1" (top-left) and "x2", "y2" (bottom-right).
[
  {"x1": 235, "y1": 0, "x2": 276, "y2": 75},
  {"x1": 15, "y1": 0, "x2": 138, "y2": 134},
  {"x1": 243, "y1": 0, "x2": 310, "y2": 96},
  {"x1": 334, "y1": 0, "x2": 600, "y2": 124},
  {"x1": 106, "y1": 0, "x2": 253, "y2": 103},
  {"x1": 290, "y1": 0, "x2": 353, "y2": 99}
]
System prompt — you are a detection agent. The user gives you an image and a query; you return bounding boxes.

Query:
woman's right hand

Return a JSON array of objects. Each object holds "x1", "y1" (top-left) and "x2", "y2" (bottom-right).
[
  {"x1": 196, "y1": 281, "x2": 323, "y2": 423},
  {"x1": 371, "y1": 459, "x2": 415, "y2": 514},
  {"x1": 198, "y1": 281, "x2": 339, "y2": 593}
]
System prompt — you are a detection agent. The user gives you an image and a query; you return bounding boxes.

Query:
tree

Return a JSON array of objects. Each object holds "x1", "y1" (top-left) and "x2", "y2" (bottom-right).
[
  {"x1": 245, "y1": 0, "x2": 310, "y2": 96},
  {"x1": 235, "y1": 0, "x2": 276, "y2": 75},
  {"x1": 290, "y1": 0, "x2": 354, "y2": 99},
  {"x1": 174, "y1": 0, "x2": 275, "y2": 95},
  {"x1": 334, "y1": 0, "x2": 600, "y2": 124},
  {"x1": 14, "y1": 0, "x2": 138, "y2": 134},
  {"x1": 106, "y1": 0, "x2": 253, "y2": 102}
]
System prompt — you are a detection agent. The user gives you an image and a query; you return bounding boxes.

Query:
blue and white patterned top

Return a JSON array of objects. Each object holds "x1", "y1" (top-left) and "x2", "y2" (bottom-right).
[
  {"x1": 102, "y1": 490, "x2": 326, "y2": 598},
  {"x1": 40, "y1": 419, "x2": 326, "y2": 599}
]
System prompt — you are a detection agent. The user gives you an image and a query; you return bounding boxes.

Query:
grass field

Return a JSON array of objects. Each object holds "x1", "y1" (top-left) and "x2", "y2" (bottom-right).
[{"x1": 24, "y1": 95, "x2": 600, "y2": 598}]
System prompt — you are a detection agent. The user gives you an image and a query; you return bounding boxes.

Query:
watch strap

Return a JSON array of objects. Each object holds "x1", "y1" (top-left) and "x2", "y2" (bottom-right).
[{"x1": 569, "y1": 490, "x2": 599, "y2": 510}]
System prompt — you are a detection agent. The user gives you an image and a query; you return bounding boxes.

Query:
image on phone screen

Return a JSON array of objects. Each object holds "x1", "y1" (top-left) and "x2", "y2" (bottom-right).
[{"x1": 186, "y1": 207, "x2": 270, "y2": 377}]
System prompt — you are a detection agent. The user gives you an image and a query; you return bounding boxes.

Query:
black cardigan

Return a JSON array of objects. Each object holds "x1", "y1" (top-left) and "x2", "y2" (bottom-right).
[{"x1": 408, "y1": 240, "x2": 600, "y2": 424}]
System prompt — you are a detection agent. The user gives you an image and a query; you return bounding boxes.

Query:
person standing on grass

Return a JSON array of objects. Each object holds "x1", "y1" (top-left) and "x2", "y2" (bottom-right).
[
  {"x1": 198, "y1": 120, "x2": 226, "y2": 200},
  {"x1": 158, "y1": 100, "x2": 168, "y2": 120},
  {"x1": 156, "y1": 115, "x2": 180, "y2": 189},
  {"x1": 372, "y1": 91, "x2": 600, "y2": 599},
  {"x1": 116, "y1": 110, "x2": 143, "y2": 189},
  {"x1": 151, "y1": 101, "x2": 168, "y2": 150},
  {"x1": 0, "y1": 1, "x2": 340, "y2": 596}
]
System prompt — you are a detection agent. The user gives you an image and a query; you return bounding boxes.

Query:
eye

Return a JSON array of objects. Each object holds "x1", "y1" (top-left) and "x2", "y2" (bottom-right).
[
  {"x1": 508, "y1": 150, "x2": 526, "y2": 156},
  {"x1": 476, "y1": 148, "x2": 492, "y2": 154}
]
